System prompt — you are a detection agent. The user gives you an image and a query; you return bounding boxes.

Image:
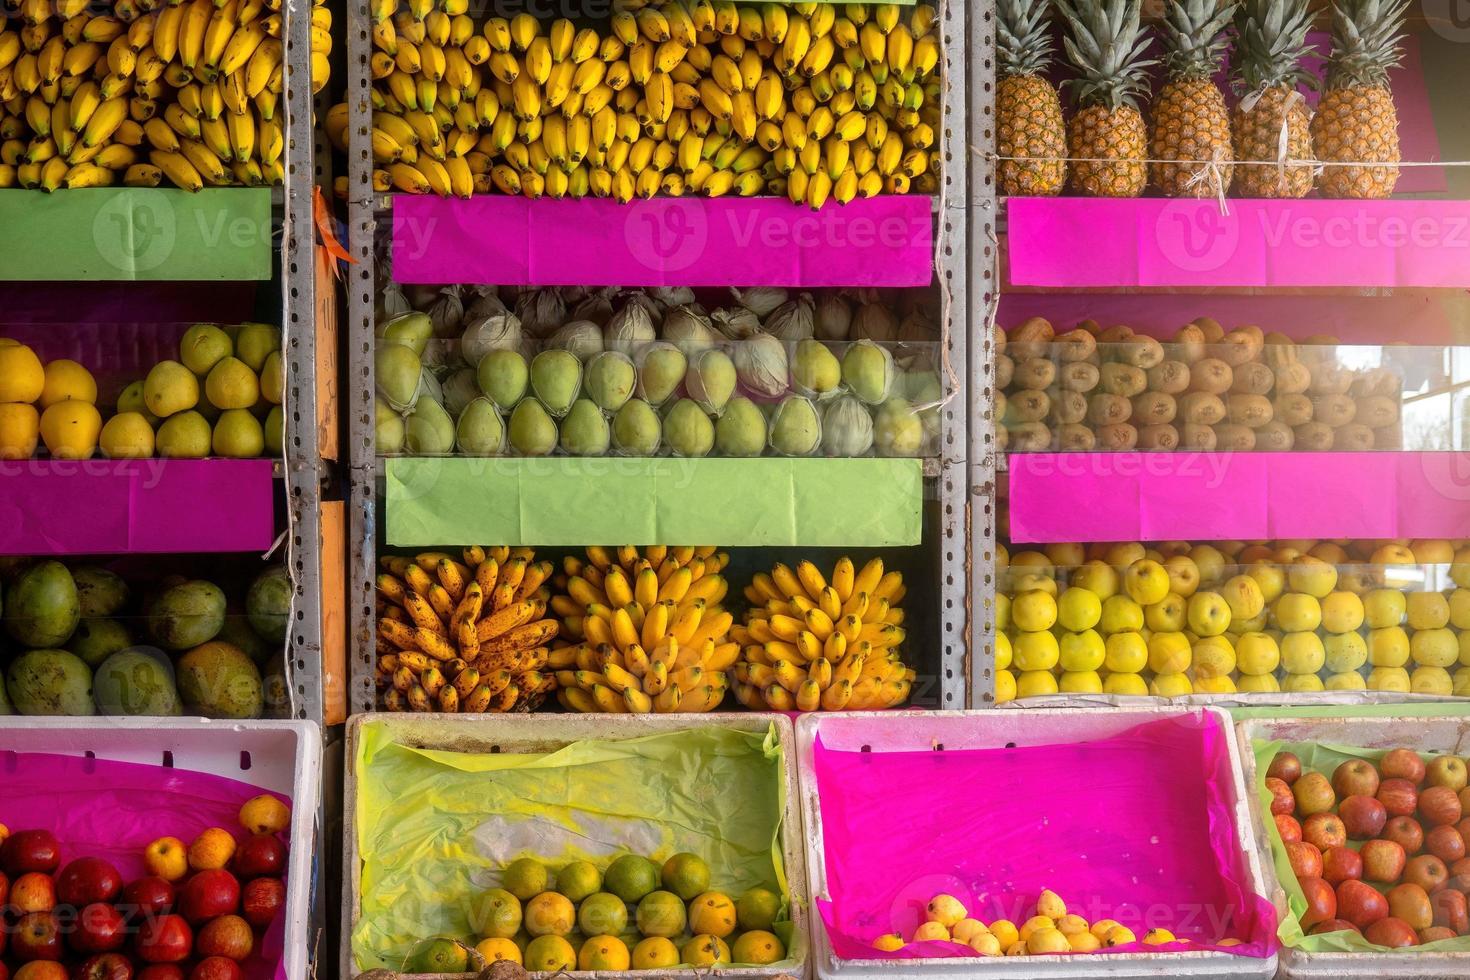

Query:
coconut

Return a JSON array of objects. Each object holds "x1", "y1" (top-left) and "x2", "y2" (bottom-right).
[
  {"x1": 529, "y1": 349, "x2": 582, "y2": 417},
  {"x1": 604, "y1": 301, "x2": 656, "y2": 355},
  {"x1": 851, "y1": 302, "x2": 899, "y2": 342},
  {"x1": 635, "y1": 342, "x2": 687, "y2": 406},
  {"x1": 874, "y1": 398, "x2": 924, "y2": 456},
  {"x1": 821, "y1": 394, "x2": 875, "y2": 456},
  {"x1": 507, "y1": 399, "x2": 558, "y2": 456},
  {"x1": 733, "y1": 333, "x2": 788, "y2": 398},
  {"x1": 841, "y1": 340, "x2": 895, "y2": 405},
  {"x1": 711, "y1": 306, "x2": 763, "y2": 340},
  {"x1": 662, "y1": 399, "x2": 715, "y2": 457},
  {"x1": 461, "y1": 312, "x2": 523, "y2": 366},
  {"x1": 404, "y1": 398, "x2": 455, "y2": 455},
  {"x1": 375, "y1": 398, "x2": 405, "y2": 454},
  {"x1": 548, "y1": 320, "x2": 604, "y2": 362},
  {"x1": 731, "y1": 286, "x2": 788, "y2": 317},
  {"x1": 685, "y1": 349, "x2": 736, "y2": 416},
  {"x1": 476, "y1": 349, "x2": 529, "y2": 410},
  {"x1": 662, "y1": 305, "x2": 720, "y2": 357},
  {"x1": 375, "y1": 344, "x2": 424, "y2": 413},
  {"x1": 791, "y1": 339, "x2": 841, "y2": 398},
  {"x1": 715, "y1": 397, "x2": 767, "y2": 457},
  {"x1": 559, "y1": 399, "x2": 611, "y2": 456},
  {"x1": 768, "y1": 395, "x2": 821, "y2": 456},
  {"x1": 815, "y1": 293, "x2": 853, "y2": 341},
  {"x1": 765, "y1": 294, "x2": 815, "y2": 343},
  {"x1": 377, "y1": 312, "x2": 434, "y2": 356},
  {"x1": 584, "y1": 351, "x2": 637, "y2": 412},
  {"x1": 455, "y1": 397, "x2": 505, "y2": 456},
  {"x1": 612, "y1": 399, "x2": 661, "y2": 455},
  {"x1": 441, "y1": 368, "x2": 480, "y2": 417}
]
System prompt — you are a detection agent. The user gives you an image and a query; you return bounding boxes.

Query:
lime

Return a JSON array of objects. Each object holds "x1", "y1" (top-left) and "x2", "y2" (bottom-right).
[
  {"x1": 660, "y1": 852, "x2": 710, "y2": 901},
  {"x1": 635, "y1": 890, "x2": 687, "y2": 938},
  {"x1": 603, "y1": 854, "x2": 660, "y2": 903},
  {"x1": 502, "y1": 858, "x2": 549, "y2": 901},
  {"x1": 688, "y1": 891, "x2": 737, "y2": 937},
  {"x1": 522, "y1": 935, "x2": 575, "y2": 971},
  {"x1": 555, "y1": 860, "x2": 602, "y2": 903},
  {"x1": 631, "y1": 936, "x2": 681, "y2": 969},
  {"x1": 523, "y1": 892, "x2": 575, "y2": 937},
  {"x1": 577, "y1": 935, "x2": 631, "y2": 971},
  {"x1": 472, "y1": 888, "x2": 522, "y2": 939},
  {"x1": 404, "y1": 938, "x2": 468, "y2": 974},
  {"x1": 576, "y1": 892, "x2": 628, "y2": 937},
  {"x1": 681, "y1": 934, "x2": 731, "y2": 966},
  {"x1": 732, "y1": 930, "x2": 786, "y2": 964},
  {"x1": 736, "y1": 887, "x2": 782, "y2": 931}
]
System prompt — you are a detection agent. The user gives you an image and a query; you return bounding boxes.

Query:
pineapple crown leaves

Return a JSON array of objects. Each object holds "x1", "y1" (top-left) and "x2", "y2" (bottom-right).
[
  {"x1": 1231, "y1": 0, "x2": 1318, "y2": 93},
  {"x1": 1325, "y1": 0, "x2": 1409, "y2": 89},
  {"x1": 1160, "y1": 0, "x2": 1239, "y2": 81},
  {"x1": 997, "y1": 0, "x2": 1056, "y2": 78},
  {"x1": 1055, "y1": 0, "x2": 1157, "y2": 111}
]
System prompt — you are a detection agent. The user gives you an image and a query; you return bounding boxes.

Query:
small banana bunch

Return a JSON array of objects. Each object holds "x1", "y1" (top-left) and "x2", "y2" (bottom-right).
[
  {"x1": 549, "y1": 545, "x2": 738, "y2": 714},
  {"x1": 0, "y1": 0, "x2": 329, "y2": 191},
  {"x1": 731, "y1": 556, "x2": 912, "y2": 711},
  {"x1": 331, "y1": 0, "x2": 939, "y2": 209},
  {"x1": 375, "y1": 546, "x2": 559, "y2": 713}
]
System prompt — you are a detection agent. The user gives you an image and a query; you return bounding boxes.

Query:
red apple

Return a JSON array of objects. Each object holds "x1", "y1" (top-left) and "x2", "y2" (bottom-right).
[
  {"x1": 230, "y1": 835, "x2": 285, "y2": 879},
  {"x1": 137, "y1": 967, "x2": 184, "y2": 980},
  {"x1": 1426, "y1": 825, "x2": 1466, "y2": 864},
  {"x1": 1364, "y1": 916, "x2": 1418, "y2": 948},
  {"x1": 12, "y1": 872, "x2": 57, "y2": 912},
  {"x1": 1459, "y1": 816, "x2": 1470, "y2": 842},
  {"x1": 1405, "y1": 854, "x2": 1449, "y2": 893},
  {"x1": 1304, "y1": 813, "x2": 1348, "y2": 852},
  {"x1": 1269, "y1": 752, "x2": 1303, "y2": 784},
  {"x1": 134, "y1": 915, "x2": 191, "y2": 964},
  {"x1": 1338, "y1": 795, "x2": 1387, "y2": 840},
  {"x1": 1287, "y1": 841, "x2": 1324, "y2": 879},
  {"x1": 1294, "y1": 771, "x2": 1337, "y2": 816},
  {"x1": 195, "y1": 915, "x2": 253, "y2": 962},
  {"x1": 1386, "y1": 882, "x2": 1433, "y2": 929},
  {"x1": 70, "y1": 903, "x2": 127, "y2": 954},
  {"x1": 177, "y1": 870, "x2": 238, "y2": 924},
  {"x1": 189, "y1": 960, "x2": 240, "y2": 980},
  {"x1": 1421, "y1": 786, "x2": 1464, "y2": 828},
  {"x1": 1275, "y1": 814, "x2": 1303, "y2": 843},
  {"x1": 1298, "y1": 876, "x2": 1337, "y2": 929},
  {"x1": 74, "y1": 954, "x2": 133, "y2": 980},
  {"x1": 240, "y1": 877, "x2": 286, "y2": 928},
  {"x1": 1420, "y1": 926, "x2": 1457, "y2": 943},
  {"x1": 1447, "y1": 873, "x2": 1470, "y2": 895},
  {"x1": 1361, "y1": 838, "x2": 1408, "y2": 883},
  {"x1": 1426, "y1": 756, "x2": 1468, "y2": 792},
  {"x1": 11, "y1": 912, "x2": 63, "y2": 962},
  {"x1": 120, "y1": 877, "x2": 175, "y2": 917},
  {"x1": 1432, "y1": 888, "x2": 1469, "y2": 934},
  {"x1": 56, "y1": 859, "x2": 123, "y2": 908},
  {"x1": 1337, "y1": 879, "x2": 1390, "y2": 929},
  {"x1": 1378, "y1": 778, "x2": 1420, "y2": 818},
  {"x1": 1323, "y1": 845, "x2": 1363, "y2": 885},
  {"x1": 1452, "y1": 856, "x2": 1470, "y2": 876},
  {"x1": 1266, "y1": 777, "x2": 1296, "y2": 816},
  {"x1": 1383, "y1": 816, "x2": 1425, "y2": 855},
  {"x1": 1, "y1": 831, "x2": 61, "y2": 875},
  {"x1": 1383, "y1": 748, "x2": 1427, "y2": 785},
  {"x1": 1333, "y1": 759, "x2": 1381, "y2": 799}
]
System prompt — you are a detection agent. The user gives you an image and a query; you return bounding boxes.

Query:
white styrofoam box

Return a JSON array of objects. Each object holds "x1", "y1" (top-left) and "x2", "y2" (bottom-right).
[
  {"x1": 0, "y1": 717, "x2": 321, "y2": 980},
  {"x1": 1237, "y1": 713, "x2": 1470, "y2": 980},
  {"x1": 794, "y1": 709, "x2": 1277, "y2": 980}
]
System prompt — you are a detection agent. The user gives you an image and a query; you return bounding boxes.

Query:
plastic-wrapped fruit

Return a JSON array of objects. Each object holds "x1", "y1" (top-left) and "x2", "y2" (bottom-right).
[
  {"x1": 792, "y1": 339, "x2": 841, "y2": 398},
  {"x1": 663, "y1": 399, "x2": 715, "y2": 458},
  {"x1": 441, "y1": 368, "x2": 480, "y2": 417},
  {"x1": 686, "y1": 349, "x2": 736, "y2": 416},
  {"x1": 714, "y1": 397, "x2": 766, "y2": 457},
  {"x1": 375, "y1": 398, "x2": 405, "y2": 454},
  {"x1": 734, "y1": 333, "x2": 788, "y2": 398},
  {"x1": 585, "y1": 351, "x2": 637, "y2": 413},
  {"x1": 404, "y1": 397, "x2": 456, "y2": 455},
  {"x1": 559, "y1": 399, "x2": 611, "y2": 456},
  {"x1": 612, "y1": 399, "x2": 662, "y2": 455},
  {"x1": 548, "y1": 320, "x2": 604, "y2": 362},
  {"x1": 455, "y1": 397, "x2": 505, "y2": 456},
  {"x1": 874, "y1": 398, "x2": 924, "y2": 457},
  {"x1": 376, "y1": 344, "x2": 424, "y2": 413},
  {"x1": 636, "y1": 342, "x2": 687, "y2": 406},
  {"x1": 821, "y1": 393, "x2": 875, "y2": 456},
  {"x1": 841, "y1": 340, "x2": 895, "y2": 405},
  {"x1": 530, "y1": 349, "x2": 583, "y2": 417},
  {"x1": 477, "y1": 348, "x2": 529, "y2": 410},
  {"x1": 768, "y1": 395, "x2": 821, "y2": 456},
  {"x1": 508, "y1": 399, "x2": 558, "y2": 456}
]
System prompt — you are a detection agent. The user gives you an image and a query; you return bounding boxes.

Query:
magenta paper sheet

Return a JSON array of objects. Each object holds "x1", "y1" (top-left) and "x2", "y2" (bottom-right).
[
  {"x1": 812, "y1": 714, "x2": 1277, "y2": 960},
  {"x1": 391, "y1": 196, "x2": 934, "y2": 287},
  {"x1": 1007, "y1": 452, "x2": 1469, "y2": 544},
  {"x1": 0, "y1": 458, "x2": 276, "y2": 555},
  {"x1": 0, "y1": 751, "x2": 290, "y2": 980}
]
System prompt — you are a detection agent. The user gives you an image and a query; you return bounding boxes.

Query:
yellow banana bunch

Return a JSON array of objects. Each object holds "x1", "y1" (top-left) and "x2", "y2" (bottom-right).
[
  {"x1": 550, "y1": 545, "x2": 736, "y2": 714},
  {"x1": 376, "y1": 546, "x2": 560, "y2": 713},
  {"x1": 732, "y1": 556, "x2": 912, "y2": 711}
]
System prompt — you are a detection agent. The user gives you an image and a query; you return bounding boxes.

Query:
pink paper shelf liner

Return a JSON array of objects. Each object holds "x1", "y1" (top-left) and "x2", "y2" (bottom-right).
[
  {"x1": 0, "y1": 458, "x2": 276, "y2": 555},
  {"x1": 390, "y1": 195, "x2": 934, "y2": 287},
  {"x1": 811, "y1": 713, "x2": 1278, "y2": 960},
  {"x1": 0, "y1": 750, "x2": 291, "y2": 980},
  {"x1": 1006, "y1": 452, "x2": 1470, "y2": 544}
]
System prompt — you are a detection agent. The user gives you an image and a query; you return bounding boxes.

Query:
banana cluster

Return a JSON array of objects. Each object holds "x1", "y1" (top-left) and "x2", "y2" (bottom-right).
[
  {"x1": 329, "y1": 0, "x2": 940, "y2": 209},
  {"x1": 549, "y1": 545, "x2": 738, "y2": 713},
  {"x1": 0, "y1": 0, "x2": 330, "y2": 191},
  {"x1": 731, "y1": 556, "x2": 911, "y2": 710},
  {"x1": 375, "y1": 546, "x2": 560, "y2": 713}
]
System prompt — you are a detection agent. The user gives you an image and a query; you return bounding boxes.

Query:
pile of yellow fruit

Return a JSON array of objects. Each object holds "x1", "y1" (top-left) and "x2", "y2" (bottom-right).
[
  {"x1": 0, "y1": 339, "x2": 101, "y2": 458},
  {"x1": 872, "y1": 889, "x2": 1191, "y2": 956},
  {"x1": 997, "y1": 538, "x2": 1470, "y2": 702},
  {"x1": 0, "y1": 0, "x2": 331, "y2": 190},
  {"x1": 327, "y1": 0, "x2": 940, "y2": 207}
]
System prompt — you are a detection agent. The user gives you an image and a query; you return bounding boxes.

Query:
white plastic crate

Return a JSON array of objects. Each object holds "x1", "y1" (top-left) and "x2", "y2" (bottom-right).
[
  {"x1": 342, "y1": 712, "x2": 810, "y2": 980},
  {"x1": 1236, "y1": 713, "x2": 1470, "y2": 980},
  {"x1": 794, "y1": 709, "x2": 1277, "y2": 980},
  {"x1": 0, "y1": 717, "x2": 321, "y2": 980}
]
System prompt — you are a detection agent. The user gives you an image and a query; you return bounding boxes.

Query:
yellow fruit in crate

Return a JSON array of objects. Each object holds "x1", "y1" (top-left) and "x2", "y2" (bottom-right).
[
  {"x1": 1220, "y1": 575, "x2": 1265, "y2": 621},
  {"x1": 1192, "y1": 636, "x2": 1235, "y2": 679},
  {"x1": 1368, "y1": 627, "x2": 1410, "y2": 667},
  {"x1": 1163, "y1": 555, "x2": 1201, "y2": 597},
  {"x1": 1057, "y1": 588, "x2": 1102, "y2": 631},
  {"x1": 1287, "y1": 556, "x2": 1338, "y2": 598},
  {"x1": 1326, "y1": 671, "x2": 1367, "y2": 691},
  {"x1": 1412, "y1": 628, "x2": 1458, "y2": 667},
  {"x1": 1014, "y1": 573, "x2": 1056, "y2": 597},
  {"x1": 731, "y1": 930, "x2": 785, "y2": 965},
  {"x1": 995, "y1": 631, "x2": 1012, "y2": 671},
  {"x1": 1103, "y1": 925, "x2": 1138, "y2": 946},
  {"x1": 1186, "y1": 591, "x2": 1230, "y2": 637},
  {"x1": 1367, "y1": 666, "x2": 1411, "y2": 692},
  {"x1": 213, "y1": 409, "x2": 265, "y2": 457},
  {"x1": 1321, "y1": 592, "x2": 1365, "y2": 633},
  {"x1": 38, "y1": 360, "x2": 97, "y2": 409},
  {"x1": 1324, "y1": 632, "x2": 1367, "y2": 673},
  {"x1": 1406, "y1": 592, "x2": 1450, "y2": 630},
  {"x1": 156, "y1": 412, "x2": 212, "y2": 458},
  {"x1": 1016, "y1": 670, "x2": 1058, "y2": 698},
  {"x1": 1236, "y1": 632, "x2": 1280, "y2": 675},
  {"x1": 1411, "y1": 539, "x2": 1455, "y2": 563},
  {"x1": 1363, "y1": 589, "x2": 1406, "y2": 628},
  {"x1": 1449, "y1": 589, "x2": 1470, "y2": 630},
  {"x1": 1149, "y1": 672, "x2": 1193, "y2": 697},
  {"x1": 1274, "y1": 594, "x2": 1322, "y2": 633},
  {"x1": 578, "y1": 936, "x2": 631, "y2": 971},
  {"x1": 1195, "y1": 675, "x2": 1237, "y2": 695},
  {"x1": 989, "y1": 920, "x2": 1021, "y2": 949},
  {"x1": 871, "y1": 934, "x2": 905, "y2": 952},
  {"x1": 1071, "y1": 561, "x2": 1119, "y2": 599},
  {"x1": 1036, "y1": 890, "x2": 1066, "y2": 918},
  {"x1": 1103, "y1": 632, "x2": 1147, "y2": 673},
  {"x1": 951, "y1": 919, "x2": 989, "y2": 944},
  {"x1": 633, "y1": 936, "x2": 682, "y2": 967},
  {"x1": 926, "y1": 894, "x2": 967, "y2": 927},
  {"x1": 205, "y1": 357, "x2": 261, "y2": 410},
  {"x1": 996, "y1": 593, "x2": 1011, "y2": 631},
  {"x1": 1099, "y1": 595, "x2": 1144, "y2": 633},
  {"x1": 1103, "y1": 672, "x2": 1148, "y2": 696},
  {"x1": 475, "y1": 888, "x2": 522, "y2": 939},
  {"x1": 1145, "y1": 593, "x2": 1187, "y2": 633},
  {"x1": 0, "y1": 403, "x2": 40, "y2": 459},
  {"x1": 1281, "y1": 673, "x2": 1325, "y2": 693},
  {"x1": 1056, "y1": 914, "x2": 1089, "y2": 936},
  {"x1": 179, "y1": 324, "x2": 234, "y2": 376},
  {"x1": 1281, "y1": 633, "x2": 1325, "y2": 675},
  {"x1": 1247, "y1": 563, "x2": 1286, "y2": 604},
  {"x1": 995, "y1": 669, "x2": 1017, "y2": 703},
  {"x1": 688, "y1": 892, "x2": 737, "y2": 938},
  {"x1": 1143, "y1": 928, "x2": 1176, "y2": 945},
  {"x1": 39, "y1": 401, "x2": 102, "y2": 459},
  {"x1": 1454, "y1": 667, "x2": 1470, "y2": 697},
  {"x1": 681, "y1": 934, "x2": 731, "y2": 966},
  {"x1": 1237, "y1": 672, "x2": 1281, "y2": 693},
  {"x1": 1069, "y1": 931, "x2": 1102, "y2": 951},
  {"x1": 1454, "y1": 550, "x2": 1470, "y2": 589},
  {"x1": 144, "y1": 361, "x2": 200, "y2": 418},
  {"x1": 970, "y1": 932, "x2": 1003, "y2": 956},
  {"x1": 475, "y1": 938, "x2": 521, "y2": 964},
  {"x1": 235, "y1": 323, "x2": 280, "y2": 372},
  {"x1": 523, "y1": 936, "x2": 576, "y2": 971},
  {"x1": 1147, "y1": 632, "x2": 1191, "y2": 675},
  {"x1": 1011, "y1": 591, "x2": 1057, "y2": 632},
  {"x1": 1463, "y1": 632, "x2": 1470, "y2": 666},
  {"x1": 259, "y1": 351, "x2": 284, "y2": 405},
  {"x1": 99, "y1": 413, "x2": 156, "y2": 459},
  {"x1": 1090, "y1": 919, "x2": 1122, "y2": 939},
  {"x1": 1058, "y1": 630, "x2": 1105, "y2": 672},
  {"x1": 1190, "y1": 544, "x2": 1227, "y2": 585},
  {"x1": 1027, "y1": 928, "x2": 1070, "y2": 954},
  {"x1": 1410, "y1": 665, "x2": 1453, "y2": 695},
  {"x1": 0, "y1": 343, "x2": 45, "y2": 402},
  {"x1": 524, "y1": 892, "x2": 575, "y2": 936},
  {"x1": 503, "y1": 859, "x2": 548, "y2": 900},
  {"x1": 1013, "y1": 630, "x2": 1059, "y2": 672},
  {"x1": 1106, "y1": 543, "x2": 1147, "y2": 568},
  {"x1": 1123, "y1": 560, "x2": 1170, "y2": 606}
]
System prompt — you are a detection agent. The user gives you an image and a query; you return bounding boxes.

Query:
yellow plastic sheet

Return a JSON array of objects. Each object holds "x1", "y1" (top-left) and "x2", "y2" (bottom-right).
[{"x1": 353, "y1": 721, "x2": 797, "y2": 970}]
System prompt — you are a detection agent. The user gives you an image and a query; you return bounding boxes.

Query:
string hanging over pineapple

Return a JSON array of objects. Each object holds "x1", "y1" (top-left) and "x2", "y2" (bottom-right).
[
  {"x1": 1151, "y1": 0, "x2": 1237, "y2": 198},
  {"x1": 1311, "y1": 0, "x2": 1407, "y2": 199},
  {"x1": 995, "y1": 0, "x2": 1066, "y2": 197},
  {"x1": 1056, "y1": 0, "x2": 1154, "y2": 198},
  {"x1": 1230, "y1": 0, "x2": 1317, "y2": 198}
]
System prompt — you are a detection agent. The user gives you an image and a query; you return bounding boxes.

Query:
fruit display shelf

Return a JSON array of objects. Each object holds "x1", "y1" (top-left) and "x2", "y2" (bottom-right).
[
  {"x1": 341, "y1": 712, "x2": 808, "y2": 980},
  {"x1": 0, "y1": 716, "x2": 322, "y2": 980},
  {"x1": 1237, "y1": 711, "x2": 1470, "y2": 979}
]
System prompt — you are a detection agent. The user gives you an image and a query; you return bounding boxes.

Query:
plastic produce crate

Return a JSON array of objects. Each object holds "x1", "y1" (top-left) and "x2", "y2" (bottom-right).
[
  {"x1": 794, "y1": 709, "x2": 1277, "y2": 980},
  {"x1": 0, "y1": 717, "x2": 321, "y2": 980},
  {"x1": 342, "y1": 712, "x2": 809, "y2": 980},
  {"x1": 1237, "y1": 713, "x2": 1470, "y2": 980}
]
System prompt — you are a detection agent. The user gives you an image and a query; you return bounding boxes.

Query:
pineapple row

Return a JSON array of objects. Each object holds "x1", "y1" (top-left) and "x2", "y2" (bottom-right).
[
  {"x1": 998, "y1": 0, "x2": 1406, "y2": 201},
  {"x1": 731, "y1": 556, "x2": 912, "y2": 711},
  {"x1": 375, "y1": 546, "x2": 560, "y2": 712}
]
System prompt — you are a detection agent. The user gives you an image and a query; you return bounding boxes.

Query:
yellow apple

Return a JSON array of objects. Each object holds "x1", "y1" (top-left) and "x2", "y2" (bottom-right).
[
  {"x1": 1410, "y1": 628, "x2": 1458, "y2": 668},
  {"x1": 1410, "y1": 665, "x2": 1453, "y2": 695},
  {"x1": 1272, "y1": 546, "x2": 1305, "y2": 564},
  {"x1": 1103, "y1": 632, "x2": 1147, "y2": 673},
  {"x1": 1310, "y1": 542, "x2": 1349, "y2": 564},
  {"x1": 1105, "y1": 542, "x2": 1147, "y2": 569},
  {"x1": 1363, "y1": 588, "x2": 1406, "y2": 628},
  {"x1": 1194, "y1": 674, "x2": 1237, "y2": 695},
  {"x1": 1371, "y1": 543, "x2": 1416, "y2": 565},
  {"x1": 1147, "y1": 631, "x2": 1192, "y2": 675},
  {"x1": 1163, "y1": 555, "x2": 1201, "y2": 597},
  {"x1": 1281, "y1": 632, "x2": 1326, "y2": 675},
  {"x1": 1247, "y1": 561, "x2": 1286, "y2": 604},
  {"x1": 1144, "y1": 593, "x2": 1187, "y2": 633},
  {"x1": 1235, "y1": 632, "x2": 1281, "y2": 676},
  {"x1": 995, "y1": 631, "x2": 1013, "y2": 670},
  {"x1": 1186, "y1": 591, "x2": 1231, "y2": 637},
  {"x1": 1044, "y1": 542, "x2": 1086, "y2": 568},
  {"x1": 1274, "y1": 593, "x2": 1322, "y2": 633},
  {"x1": 1099, "y1": 595, "x2": 1144, "y2": 634},
  {"x1": 1453, "y1": 547, "x2": 1470, "y2": 588},
  {"x1": 1059, "y1": 670, "x2": 1103, "y2": 694},
  {"x1": 995, "y1": 669, "x2": 1017, "y2": 703},
  {"x1": 1056, "y1": 587, "x2": 1102, "y2": 632},
  {"x1": 1103, "y1": 672, "x2": 1148, "y2": 696},
  {"x1": 1287, "y1": 556, "x2": 1338, "y2": 598},
  {"x1": 1058, "y1": 629, "x2": 1106, "y2": 672},
  {"x1": 1367, "y1": 626, "x2": 1410, "y2": 667},
  {"x1": 1013, "y1": 630, "x2": 1060, "y2": 672},
  {"x1": 1011, "y1": 591, "x2": 1058, "y2": 632},
  {"x1": 1220, "y1": 574, "x2": 1265, "y2": 621},
  {"x1": 995, "y1": 593, "x2": 1010, "y2": 631},
  {"x1": 1410, "y1": 539, "x2": 1455, "y2": 564},
  {"x1": 1449, "y1": 589, "x2": 1470, "y2": 630},
  {"x1": 1324, "y1": 631, "x2": 1368, "y2": 673},
  {"x1": 1189, "y1": 544, "x2": 1227, "y2": 585},
  {"x1": 1192, "y1": 635, "x2": 1236, "y2": 679},
  {"x1": 996, "y1": 542, "x2": 1010, "y2": 571},
  {"x1": 1281, "y1": 673, "x2": 1325, "y2": 693},
  {"x1": 1016, "y1": 670, "x2": 1059, "y2": 699},
  {"x1": 1069, "y1": 560, "x2": 1120, "y2": 600},
  {"x1": 1320, "y1": 591, "x2": 1365, "y2": 633},
  {"x1": 1157, "y1": 540, "x2": 1192, "y2": 557},
  {"x1": 1237, "y1": 672, "x2": 1281, "y2": 693},
  {"x1": 1009, "y1": 572, "x2": 1058, "y2": 596},
  {"x1": 1406, "y1": 591, "x2": 1450, "y2": 630},
  {"x1": 1230, "y1": 609, "x2": 1271, "y2": 634},
  {"x1": 1461, "y1": 631, "x2": 1470, "y2": 667},
  {"x1": 1011, "y1": 550, "x2": 1055, "y2": 576},
  {"x1": 1367, "y1": 665, "x2": 1411, "y2": 692},
  {"x1": 1454, "y1": 666, "x2": 1470, "y2": 697},
  {"x1": 1337, "y1": 570, "x2": 1373, "y2": 595},
  {"x1": 1149, "y1": 672, "x2": 1193, "y2": 697},
  {"x1": 1124, "y1": 559, "x2": 1171, "y2": 606},
  {"x1": 1325, "y1": 670, "x2": 1367, "y2": 691},
  {"x1": 144, "y1": 836, "x2": 190, "y2": 881}
]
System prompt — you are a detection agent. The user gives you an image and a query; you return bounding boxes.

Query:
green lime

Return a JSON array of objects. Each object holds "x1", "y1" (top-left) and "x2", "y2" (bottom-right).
[
  {"x1": 660, "y1": 852, "x2": 711, "y2": 901},
  {"x1": 577, "y1": 892, "x2": 628, "y2": 937},
  {"x1": 635, "y1": 890, "x2": 687, "y2": 938},
  {"x1": 502, "y1": 857, "x2": 549, "y2": 901},
  {"x1": 603, "y1": 854, "x2": 660, "y2": 903},
  {"x1": 404, "y1": 937, "x2": 468, "y2": 974},
  {"x1": 555, "y1": 860, "x2": 602, "y2": 902},
  {"x1": 736, "y1": 886, "x2": 782, "y2": 931}
]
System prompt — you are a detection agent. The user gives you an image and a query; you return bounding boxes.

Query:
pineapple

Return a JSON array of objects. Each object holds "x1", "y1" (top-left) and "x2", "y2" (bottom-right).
[
  {"x1": 1312, "y1": 0, "x2": 1408, "y2": 199},
  {"x1": 1151, "y1": 0, "x2": 1237, "y2": 198},
  {"x1": 996, "y1": 0, "x2": 1067, "y2": 197},
  {"x1": 1231, "y1": 0, "x2": 1317, "y2": 198},
  {"x1": 1056, "y1": 0, "x2": 1155, "y2": 198}
]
